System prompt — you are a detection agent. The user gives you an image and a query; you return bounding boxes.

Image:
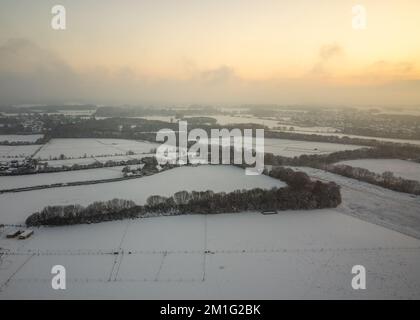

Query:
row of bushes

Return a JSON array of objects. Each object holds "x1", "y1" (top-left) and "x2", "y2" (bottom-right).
[
  {"x1": 263, "y1": 145, "x2": 420, "y2": 168},
  {"x1": 325, "y1": 164, "x2": 420, "y2": 195}
]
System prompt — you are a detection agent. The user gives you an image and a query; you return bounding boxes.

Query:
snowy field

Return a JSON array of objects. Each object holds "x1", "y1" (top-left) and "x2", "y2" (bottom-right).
[
  {"x1": 1, "y1": 165, "x2": 420, "y2": 299},
  {"x1": 0, "y1": 210, "x2": 419, "y2": 299},
  {"x1": 0, "y1": 166, "x2": 126, "y2": 190},
  {"x1": 0, "y1": 165, "x2": 285, "y2": 225},
  {"x1": 263, "y1": 138, "x2": 364, "y2": 157},
  {"x1": 0, "y1": 135, "x2": 43, "y2": 143},
  {"x1": 287, "y1": 166, "x2": 420, "y2": 239},
  {"x1": 0, "y1": 145, "x2": 41, "y2": 159},
  {"x1": 44, "y1": 153, "x2": 155, "y2": 168},
  {"x1": 197, "y1": 137, "x2": 364, "y2": 158},
  {"x1": 34, "y1": 138, "x2": 158, "y2": 160},
  {"x1": 336, "y1": 159, "x2": 420, "y2": 182},
  {"x1": 141, "y1": 114, "x2": 339, "y2": 132}
]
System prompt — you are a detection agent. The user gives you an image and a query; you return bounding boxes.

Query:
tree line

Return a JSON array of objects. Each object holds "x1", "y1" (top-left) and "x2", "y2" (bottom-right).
[
  {"x1": 25, "y1": 167, "x2": 341, "y2": 226},
  {"x1": 325, "y1": 164, "x2": 420, "y2": 195}
]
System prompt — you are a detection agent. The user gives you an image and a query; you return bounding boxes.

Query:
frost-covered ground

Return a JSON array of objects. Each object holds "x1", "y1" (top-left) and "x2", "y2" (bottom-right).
[
  {"x1": 263, "y1": 138, "x2": 364, "y2": 157},
  {"x1": 34, "y1": 138, "x2": 158, "y2": 160},
  {"x1": 0, "y1": 145, "x2": 42, "y2": 159},
  {"x1": 1, "y1": 165, "x2": 420, "y2": 299},
  {"x1": 0, "y1": 166, "x2": 127, "y2": 190},
  {"x1": 197, "y1": 137, "x2": 364, "y2": 157},
  {"x1": 0, "y1": 210, "x2": 419, "y2": 299},
  {"x1": 288, "y1": 166, "x2": 420, "y2": 239},
  {"x1": 0, "y1": 135, "x2": 43, "y2": 143},
  {"x1": 44, "y1": 153, "x2": 155, "y2": 168},
  {"x1": 0, "y1": 165, "x2": 284, "y2": 225},
  {"x1": 336, "y1": 159, "x2": 420, "y2": 182}
]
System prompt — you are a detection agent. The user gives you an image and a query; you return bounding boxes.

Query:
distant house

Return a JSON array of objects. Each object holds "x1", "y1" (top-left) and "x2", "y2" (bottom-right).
[{"x1": 18, "y1": 229, "x2": 34, "y2": 240}]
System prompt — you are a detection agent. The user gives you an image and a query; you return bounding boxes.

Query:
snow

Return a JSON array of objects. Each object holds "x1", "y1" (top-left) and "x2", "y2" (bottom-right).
[
  {"x1": 34, "y1": 138, "x2": 158, "y2": 160},
  {"x1": 0, "y1": 135, "x2": 43, "y2": 143},
  {"x1": 336, "y1": 159, "x2": 420, "y2": 182},
  {"x1": 196, "y1": 137, "x2": 364, "y2": 158},
  {"x1": 1, "y1": 164, "x2": 420, "y2": 299},
  {"x1": 263, "y1": 138, "x2": 364, "y2": 157},
  {"x1": 0, "y1": 145, "x2": 42, "y2": 159},
  {"x1": 0, "y1": 166, "x2": 126, "y2": 190},
  {"x1": 287, "y1": 166, "x2": 420, "y2": 239},
  {"x1": 0, "y1": 165, "x2": 285, "y2": 225},
  {"x1": 44, "y1": 153, "x2": 155, "y2": 168}
]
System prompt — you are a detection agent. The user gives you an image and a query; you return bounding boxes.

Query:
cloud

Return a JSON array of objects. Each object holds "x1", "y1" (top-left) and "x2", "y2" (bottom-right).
[
  {"x1": 0, "y1": 38, "x2": 71, "y2": 74},
  {"x1": 199, "y1": 65, "x2": 236, "y2": 84},
  {"x1": 319, "y1": 43, "x2": 343, "y2": 60},
  {"x1": 0, "y1": 38, "x2": 419, "y2": 107},
  {"x1": 311, "y1": 43, "x2": 344, "y2": 76},
  {"x1": 0, "y1": 38, "x2": 83, "y2": 105}
]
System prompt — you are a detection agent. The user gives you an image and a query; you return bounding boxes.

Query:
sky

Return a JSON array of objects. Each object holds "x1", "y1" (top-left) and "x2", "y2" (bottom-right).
[{"x1": 0, "y1": 0, "x2": 420, "y2": 106}]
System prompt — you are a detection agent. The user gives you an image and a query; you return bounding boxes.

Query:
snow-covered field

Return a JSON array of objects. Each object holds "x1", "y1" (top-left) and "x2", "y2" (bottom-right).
[
  {"x1": 263, "y1": 138, "x2": 364, "y2": 157},
  {"x1": 1, "y1": 165, "x2": 420, "y2": 299},
  {"x1": 34, "y1": 138, "x2": 158, "y2": 160},
  {"x1": 336, "y1": 159, "x2": 420, "y2": 182},
  {"x1": 44, "y1": 153, "x2": 155, "y2": 168},
  {"x1": 0, "y1": 135, "x2": 43, "y2": 143},
  {"x1": 288, "y1": 166, "x2": 420, "y2": 239},
  {"x1": 0, "y1": 166, "x2": 126, "y2": 190},
  {"x1": 0, "y1": 145, "x2": 41, "y2": 159},
  {"x1": 197, "y1": 137, "x2": 364, "y2": 157},
  {"x1": 0, "y1": 165, "x2": 284, "y2": 225}
]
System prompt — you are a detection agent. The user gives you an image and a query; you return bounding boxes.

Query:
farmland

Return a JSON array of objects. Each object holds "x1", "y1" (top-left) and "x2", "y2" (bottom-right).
[
  {"x1": 34, "y1": 138, "x2": 158, "y2": 160},
  {"x1": 0, "y1": 134, "x2": 43, "y2": 143},
  {"x1": 0, "y1": 165, "x2": 285, "y2": 225},
  {"x1": 0, "y1": 144, "x2": 41, "y2": 159},
  {"x1": 0, "y1": 135, "x2": 419, "y2": 299},
  {"x1": 1, "y1": 208, "x2": 419, "y2": 299},
  {"x1": 0, "y1": 166, "x2": 127, "y2": 190}
]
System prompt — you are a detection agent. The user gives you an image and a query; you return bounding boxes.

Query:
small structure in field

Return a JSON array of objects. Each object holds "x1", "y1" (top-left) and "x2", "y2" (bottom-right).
[
  {"x1": 18, "y1": 229, "x2": 34, "y2": 240},
  {"x1": 261, "y1": 209, "x2": 278, "y2": 215},
  {"x1": 6, "y1": 229, "x2": 23, "y2": 238}
]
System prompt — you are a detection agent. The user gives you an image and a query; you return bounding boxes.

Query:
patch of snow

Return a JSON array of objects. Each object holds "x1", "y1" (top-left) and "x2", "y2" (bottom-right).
[
  {"x1": 0, "y1": 135, "x2": 43, "y2": 143},
  {"x1": 34, "y1": 139, "x2": 158, "y2": 160},
  {"x1": 0, "y1": 166, "x2": 126, "y2": 190}
]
